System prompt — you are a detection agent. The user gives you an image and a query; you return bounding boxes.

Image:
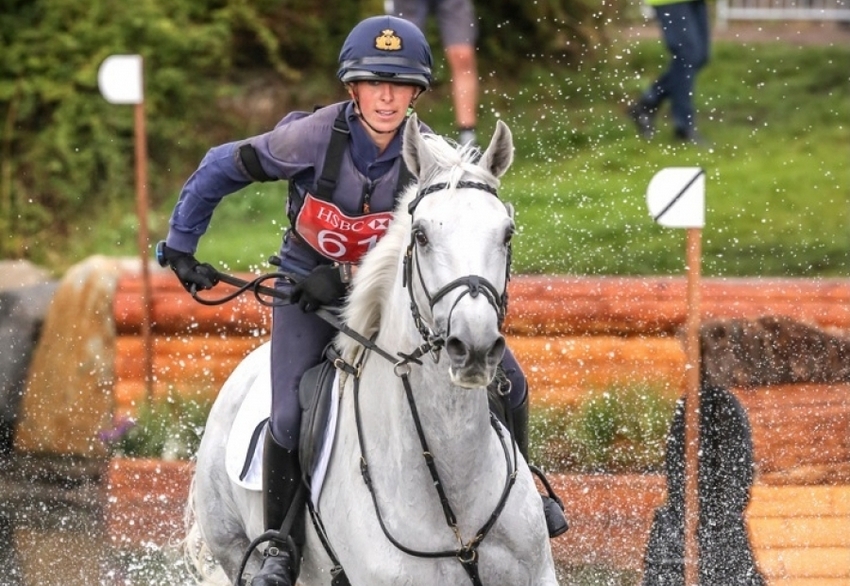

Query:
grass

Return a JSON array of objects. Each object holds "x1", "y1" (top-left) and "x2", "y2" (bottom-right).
[
  {"x1": 530, "y1": 384, "x2": 677, "y2": 474},
  {"x1": 68, "y1": 38, "x2": 849, "y2": 278}
]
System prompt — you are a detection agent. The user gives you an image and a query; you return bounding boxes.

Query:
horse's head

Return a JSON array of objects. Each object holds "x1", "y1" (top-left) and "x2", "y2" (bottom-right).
[{"x1": 399, "y1": 115, "x2": 515, "y2": 388}]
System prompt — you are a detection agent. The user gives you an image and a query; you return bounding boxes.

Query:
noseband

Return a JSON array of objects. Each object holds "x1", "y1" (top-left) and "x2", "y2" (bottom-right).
[{"x1": 402, "y1": 180, "x2": 512, "y2": 352}]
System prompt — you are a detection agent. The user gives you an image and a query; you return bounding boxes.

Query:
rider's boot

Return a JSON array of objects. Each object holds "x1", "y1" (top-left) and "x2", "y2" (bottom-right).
[
  {"x1": 511, "y1": 393, "x2": 570, "y2": 538},
  {"x1": 252, "y1": 430, "x2": 305, "y2": 586}
]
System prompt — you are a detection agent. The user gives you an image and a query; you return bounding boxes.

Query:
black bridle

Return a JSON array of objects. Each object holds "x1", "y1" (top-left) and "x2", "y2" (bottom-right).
[{"x1": 402, "y1": 180, "x2": 512, "y2": 352}]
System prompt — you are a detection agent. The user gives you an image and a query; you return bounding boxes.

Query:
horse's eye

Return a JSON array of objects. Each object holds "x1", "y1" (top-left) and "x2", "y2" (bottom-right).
[
  {"x1": 414, "y1": 229, "x2": 429, "y2": 247},
  {"x1": 504, "y1": 226, "x2": 515, "y2": 247}
]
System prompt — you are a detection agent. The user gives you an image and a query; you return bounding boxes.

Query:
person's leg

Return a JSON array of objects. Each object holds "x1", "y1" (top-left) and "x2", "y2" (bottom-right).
[
  {"x1": 436, "y1": 0, "x2": 479, "y2": 144},
  {"x1": 655, "y1": 0, "x2": 708, "y2": 137},
  {"x1": 269, "y1": 300, "x2": 337, "y2": 449},
  {"x1": 445, "y1": 45, "x2": 478, "y2": 139},
  {"x1": 254, "y1": 294, "x2": 337, "y2": 586},
  {"x1": 501, "y1": 348, "x2": 569, "y2": 538}
]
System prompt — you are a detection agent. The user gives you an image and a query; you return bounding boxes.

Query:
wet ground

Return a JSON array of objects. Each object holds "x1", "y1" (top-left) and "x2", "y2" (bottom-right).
[
  {"x1": 0, "y1": 455, "x2": 193, "y2": 586},
  {"x1": 0, "y1": 455, "x2": 638, "y2": 586}
]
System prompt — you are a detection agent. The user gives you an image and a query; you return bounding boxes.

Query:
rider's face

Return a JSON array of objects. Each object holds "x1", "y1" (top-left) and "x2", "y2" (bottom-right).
[{"x1": 349, "y1": 81, "x2": 420, "y2": 136}]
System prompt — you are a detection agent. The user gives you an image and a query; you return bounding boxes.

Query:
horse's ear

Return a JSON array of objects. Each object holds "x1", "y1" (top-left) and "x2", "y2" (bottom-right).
[
  {"x1": 478, "y1": 120, "x2": 514, "y2": 179},
  {"x1": 402, "y1": 114, "x2": 424, "y2": 179}
]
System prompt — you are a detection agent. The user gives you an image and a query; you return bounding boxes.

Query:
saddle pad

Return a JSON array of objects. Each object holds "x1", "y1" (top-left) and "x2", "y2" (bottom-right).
[
  {"x1": 224, "y1": 364, "x2": 340, "y2": 510},
  {"x1": 224, "y1": 366, "x2": 272, "y2": 491}
]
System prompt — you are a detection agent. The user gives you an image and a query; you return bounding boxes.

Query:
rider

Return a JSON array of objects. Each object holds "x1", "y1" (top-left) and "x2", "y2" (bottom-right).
[{"x1": 159, "y1": 14, "x2": 567, "y2": 586}]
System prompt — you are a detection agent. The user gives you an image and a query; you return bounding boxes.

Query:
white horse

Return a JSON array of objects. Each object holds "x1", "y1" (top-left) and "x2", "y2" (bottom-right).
[{"x1": 187, "y1": 116, "x2": 559, "y2": 585}]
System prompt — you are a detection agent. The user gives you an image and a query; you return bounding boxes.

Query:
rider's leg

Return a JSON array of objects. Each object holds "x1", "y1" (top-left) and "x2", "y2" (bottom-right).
[
  {"x1": 252, "y1": 430, "x2": 305, "y2": 586},
  {"x1": 253, "y1": 297, "x2": 337, "y2": 586},
  {"x1": 503, "y1": 348, "x2": 569, "y2": 538}
]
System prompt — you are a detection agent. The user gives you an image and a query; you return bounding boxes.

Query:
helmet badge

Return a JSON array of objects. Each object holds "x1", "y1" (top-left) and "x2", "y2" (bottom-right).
[{"x1": 375, "y1": 29, "x2": 402, "y2": 51}]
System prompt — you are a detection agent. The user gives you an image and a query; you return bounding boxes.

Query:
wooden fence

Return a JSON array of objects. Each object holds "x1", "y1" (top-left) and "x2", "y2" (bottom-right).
[
  {"x1": 112, "y1": 271, "x2": 850, "y2": 415},
  {"x1": 550, "y1": 475, "x2": 850, "y2": 583}
]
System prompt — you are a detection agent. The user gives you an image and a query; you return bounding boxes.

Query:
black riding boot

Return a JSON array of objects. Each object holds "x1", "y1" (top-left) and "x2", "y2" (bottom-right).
[
  {"x1": 511, "y1": 394, "x2": 570, "y2": 538},
  {"x1": 252, "y1": 430, "x2": 305, "y2": 586}
]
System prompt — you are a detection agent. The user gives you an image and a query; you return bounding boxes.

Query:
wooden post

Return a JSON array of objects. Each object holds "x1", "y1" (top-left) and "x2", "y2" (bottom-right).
[
  {"x1": 684, "y1": 227, "x2": 702, "y2": 585},
  {"x1": 133, "y1": 68, "x2": 153, "y2": 405}
]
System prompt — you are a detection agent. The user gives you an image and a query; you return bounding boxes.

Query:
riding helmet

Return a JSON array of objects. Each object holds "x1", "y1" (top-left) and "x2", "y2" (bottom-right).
[{"x1": 338, "y1": 15, "x2": 433, "y2": 90}]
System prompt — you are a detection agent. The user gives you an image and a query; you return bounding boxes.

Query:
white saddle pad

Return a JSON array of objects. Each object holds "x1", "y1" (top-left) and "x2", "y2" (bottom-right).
[{"x1": 224, "y1": 363, "x2": 340, "y2": 510}]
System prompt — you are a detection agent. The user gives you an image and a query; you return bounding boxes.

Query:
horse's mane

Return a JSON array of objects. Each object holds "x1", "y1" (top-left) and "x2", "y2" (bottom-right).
[{"x1": 336, "y1": 134, "x2": 500, "y2": 359}]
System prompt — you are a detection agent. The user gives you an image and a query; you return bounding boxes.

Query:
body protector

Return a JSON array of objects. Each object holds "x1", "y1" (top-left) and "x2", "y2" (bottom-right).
[{"x1": 288, "y1": 106, "x2": 413, "y2": 264}]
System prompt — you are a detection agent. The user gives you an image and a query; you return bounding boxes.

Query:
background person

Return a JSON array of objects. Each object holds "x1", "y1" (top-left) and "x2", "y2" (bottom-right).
[
  {"x1": 629, "y1": 0, "x2": 711, "y2": 145},
  {"x1": 390, "y1": 0, "x2": 480, "y2": 146}
]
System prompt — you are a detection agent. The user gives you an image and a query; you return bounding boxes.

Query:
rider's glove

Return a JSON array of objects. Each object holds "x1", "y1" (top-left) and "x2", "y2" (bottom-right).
[
  {"x1": 290, "y1": 264, "x2": 347, "y2": 313},
  {"x1": 158, "y1": 243, "x2": 219, "y2": 294}
]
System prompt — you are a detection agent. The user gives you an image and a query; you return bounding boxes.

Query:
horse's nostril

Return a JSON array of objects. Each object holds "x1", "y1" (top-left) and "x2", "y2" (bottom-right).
[
  {"x1": 488, "y1": 336, "x2": 506, "y2": 364},
  {"x1": 445, "y1": 336, "x2": 468, "y2": 363}
]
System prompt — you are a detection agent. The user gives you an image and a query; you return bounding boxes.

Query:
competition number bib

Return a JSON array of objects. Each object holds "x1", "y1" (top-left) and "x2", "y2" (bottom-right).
[{"x1": 295, "y1": 194, "x2": 393, "y2": 263}]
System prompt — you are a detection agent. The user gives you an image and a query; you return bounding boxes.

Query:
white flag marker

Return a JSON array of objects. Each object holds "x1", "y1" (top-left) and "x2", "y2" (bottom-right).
[
  {"x1": 97, "y1": 54, "x2": 143, "y2": 105},
  {"x1": 646, "y1": 167, "x2": 705, "y2": 228},
  {"x1": 646, "y1": 165, "x2": 707, "y2": 586}
]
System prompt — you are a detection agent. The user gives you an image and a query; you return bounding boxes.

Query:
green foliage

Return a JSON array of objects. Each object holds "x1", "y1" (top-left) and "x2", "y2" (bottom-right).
[
  {"x1": 530, "y1": 385, "x2": 676, "y2": 473},
  {"x1": 1, "y1": 0, "x2": 600, "y2": 267},
  {"x1": 476, "y1": 0, "x2": 611, "y2": 70},
  {"x1": 0, "y1": 1, "x2": 375, "y2": 263},
  {"x1": 4, "y1": 7, "x2": 847, "y2": 279},
  {"x1": 102, "y1": 394, "x2": 211, "y2": 460}
]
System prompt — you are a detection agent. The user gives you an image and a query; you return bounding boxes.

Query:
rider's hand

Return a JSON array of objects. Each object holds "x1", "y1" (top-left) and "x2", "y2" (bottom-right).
[
  {"x1": 290, "y1": 265, "x2": 347, "y2": 313},
  {"x1": 159, "y1": 244, "x2": 219, "y2": 294}
]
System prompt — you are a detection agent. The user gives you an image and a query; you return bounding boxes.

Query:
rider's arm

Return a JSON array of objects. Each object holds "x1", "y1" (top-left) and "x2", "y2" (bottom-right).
[{"x1": 166, "y1": 141, "x2": 254, "y2": 254}]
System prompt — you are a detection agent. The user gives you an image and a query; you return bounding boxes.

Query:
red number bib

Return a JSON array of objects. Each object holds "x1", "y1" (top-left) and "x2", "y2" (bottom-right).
[{"x1": 294, "y1": 194, "x2": 394, "y2": 263}]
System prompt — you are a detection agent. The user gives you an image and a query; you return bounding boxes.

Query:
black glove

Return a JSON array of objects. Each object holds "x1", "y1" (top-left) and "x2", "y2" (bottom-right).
[
  {"x1": 158, "y1": 243, "x2": 219, "y2": 294},
  {"x1": 290, "y1": 265, "x2": 347, "y2": 313}
]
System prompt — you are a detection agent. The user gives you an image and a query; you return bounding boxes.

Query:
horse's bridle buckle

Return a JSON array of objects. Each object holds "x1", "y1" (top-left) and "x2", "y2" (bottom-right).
[{"x1": 457, "y1": 547, "x2": 477, "y2": 564}]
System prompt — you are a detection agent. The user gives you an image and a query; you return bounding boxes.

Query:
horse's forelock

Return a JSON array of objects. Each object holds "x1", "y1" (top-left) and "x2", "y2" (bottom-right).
[{"x1": 419, "y1": 133, "x2": 499, "y2": 192}]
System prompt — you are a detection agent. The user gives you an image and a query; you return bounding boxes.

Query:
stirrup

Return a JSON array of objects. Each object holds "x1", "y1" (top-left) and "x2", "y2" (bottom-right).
[{"x1": 251, "y1": 535, "x2": 299, "y2": 586}]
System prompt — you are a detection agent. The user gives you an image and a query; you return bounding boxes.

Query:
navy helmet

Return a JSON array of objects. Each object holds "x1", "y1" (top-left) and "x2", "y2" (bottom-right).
[{"x1": 338, "y1": 15, "x2": 433, "y2": 90}]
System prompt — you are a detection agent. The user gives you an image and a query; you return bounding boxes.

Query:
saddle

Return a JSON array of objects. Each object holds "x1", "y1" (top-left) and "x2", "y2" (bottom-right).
[{"x1": 297, "y1": 357, "x2": 338, "y2": 486}]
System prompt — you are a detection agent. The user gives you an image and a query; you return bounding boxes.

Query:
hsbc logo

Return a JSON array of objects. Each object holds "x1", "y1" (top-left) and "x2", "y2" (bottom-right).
[{"x1": 368, "y1": 217, "x2": 390, "y2": 230}]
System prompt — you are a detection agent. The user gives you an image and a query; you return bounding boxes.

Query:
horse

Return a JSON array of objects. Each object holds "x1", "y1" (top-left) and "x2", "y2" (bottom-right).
[{"x1": 186, "y1": 115, "x2": 560, "y2": 586}]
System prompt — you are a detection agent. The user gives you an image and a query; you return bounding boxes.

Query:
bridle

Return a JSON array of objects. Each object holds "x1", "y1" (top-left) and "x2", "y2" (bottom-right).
[
  {"x1": 335, "y1": 178, "x2": 518, "y2": 586},
  {"x1": 402, "y1": 179, "x2": 512, "y2": 354}
]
